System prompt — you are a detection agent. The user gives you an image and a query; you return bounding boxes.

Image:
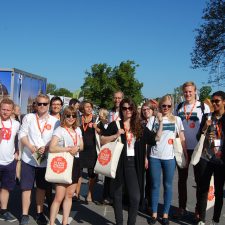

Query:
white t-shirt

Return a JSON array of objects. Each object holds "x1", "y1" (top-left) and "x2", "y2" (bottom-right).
[
  {"x1": 53, "y1": 126, "x2": 82, "y2": 158},
  {"x1": 176, "y1": 101, "x2": 210, "y2": 149},
  {"x1": 147, "y1": 116, "x2": 184, "y2": 160},
  {"x1": 19, "y1": 113, "x2": 60, "y2": 167},
  {"x1": 0, "y1": 118, "x2": 20, "y2": 165}
]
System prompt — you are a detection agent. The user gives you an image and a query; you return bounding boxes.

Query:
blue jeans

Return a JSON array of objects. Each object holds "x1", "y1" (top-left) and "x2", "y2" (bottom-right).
[{"x1": 149, "y1": 157, "x2": 176, "y2": 214}]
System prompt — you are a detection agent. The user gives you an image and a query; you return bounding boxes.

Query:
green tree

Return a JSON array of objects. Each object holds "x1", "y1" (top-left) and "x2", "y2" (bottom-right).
[
  {"x1": 81, "y1": 63, "x2": 117, "y2": 108},
  {"x1": 112, "y1": 60, "x2": 143, "y2": 105},
  {"x1": 46, "y1": 83, "x2": 56, "y2": 94},
  {"x1": 199, "y1": 85, "x2": 212, "y2": 102},
  {"x1": 191, "y1": 0, "x2": 225, "y2": 85},
  {"x1": 53, "y1": 88, "x2": 73, "y2": 97},
  {"x1": 81, "y1": 61, "x2": 143, "y2": 108}
]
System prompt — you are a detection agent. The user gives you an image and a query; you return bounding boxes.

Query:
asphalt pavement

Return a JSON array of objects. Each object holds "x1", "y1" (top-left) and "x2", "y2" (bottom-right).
[{"x1": 2, "y1": 167, "x2": 225, "y2": 225}]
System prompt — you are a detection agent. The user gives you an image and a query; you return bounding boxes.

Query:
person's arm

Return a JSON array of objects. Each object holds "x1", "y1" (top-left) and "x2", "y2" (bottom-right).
[
  {"x1": 49, "y1": 135, "x2": 72, "y2": 153},
  {"x1": 78, "y1": 136, "x2": 84, "y2": 152},
  {"x1": 100, "y1": 121, "x2": 124, "y2": 145}
]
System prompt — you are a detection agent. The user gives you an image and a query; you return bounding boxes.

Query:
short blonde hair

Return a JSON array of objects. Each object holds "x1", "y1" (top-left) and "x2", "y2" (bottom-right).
[
  {"x1": 182, "y1": 81, "x2": 197, "y2": 91},
  {"x1": 98, "y1": 108, "x2": 109, "y2": 121}
]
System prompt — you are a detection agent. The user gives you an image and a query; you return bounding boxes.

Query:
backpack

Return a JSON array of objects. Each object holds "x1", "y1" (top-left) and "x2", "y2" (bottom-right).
[{"x1": 176, "y1": 101, "x2": 205, "y2": 115}]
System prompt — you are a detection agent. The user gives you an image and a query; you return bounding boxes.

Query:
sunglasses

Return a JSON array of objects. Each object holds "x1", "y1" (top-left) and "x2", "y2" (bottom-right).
[
  {"x1": 211, "y1": 99, "x2": 221, "y2": 104},
  {"x1": 142, "y1": 108, "x2": 151, "y2": 111},
  {"x1": 122, "y1": 106, "x2": 133, "y2": 111},
  {"x1": 65, "y1": 114, "x2": 76, "y2": 119},
  {"x1": 161, "y1": 104, "x2": 172, "y2": 108},
  {"x1": 37, "y1": 102, "x2": 49, "y2": 106}
]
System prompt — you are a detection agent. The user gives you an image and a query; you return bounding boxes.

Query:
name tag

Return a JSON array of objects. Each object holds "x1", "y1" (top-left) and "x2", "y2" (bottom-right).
[{"x1": 214, "y1": 139, "x2": 221, "y2": 147}]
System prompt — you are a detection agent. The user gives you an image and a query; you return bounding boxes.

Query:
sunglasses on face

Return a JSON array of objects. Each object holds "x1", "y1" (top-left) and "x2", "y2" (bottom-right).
[
  {"x1": 122, "y1": 106, "x2": 133, "y2": 111},
  {"x1": 65, "y1": 114, "x2": 76, "y2": 119},
  {"x1": 142, "y1": 108, "x2": 151, "y2": 111},
  {"x1": 211, "y1": 99, "x2": 221, "y2": 104},
  {"x1": 37, "y1": 102, "x2": 49, "y2": 106},
  {"x1": 161, "y1": 104, "x2": 172, "y2": 108}
]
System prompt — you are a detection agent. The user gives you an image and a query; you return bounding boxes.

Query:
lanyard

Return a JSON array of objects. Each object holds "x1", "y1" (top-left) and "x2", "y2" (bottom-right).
[
  {"x1": 65, "y1": 127, "x2": 77, "y2": 146},
  {"x1": 82, "y1": 114, "x2": 92, "y2": 132},
  {"x1": 1, "y1": 118, "x2": 12, "y2": 140},
  {"x1": 215, "y1": 122, "x2": 222, "y2": 139},
  {"x1": 112, "y1": 112, "x2": 119, "y2": 121},
  {"x1": 36, "y1": 114, "x2": 48, "y2": 136},
  {"x1": 184, "y1": 101, "x2": 196, "y2": 121},
  {"x1": 124, "y1": 123, "x2": 133, "y2": 147}
]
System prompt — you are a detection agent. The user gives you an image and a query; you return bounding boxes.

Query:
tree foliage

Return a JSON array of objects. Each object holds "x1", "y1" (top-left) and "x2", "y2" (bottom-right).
[
  {"x1": 191, "y1": 0, "x2": 225, "y2": 84},
  {"x1": 47, "y1": 83, "x2": 73, "y2": 97},
  {"x1": 81, "y1": 61, "x2": 143, "y2": 108},
  {"x1": 199, "y1": 86, "x2": 212, "y2": 102}
]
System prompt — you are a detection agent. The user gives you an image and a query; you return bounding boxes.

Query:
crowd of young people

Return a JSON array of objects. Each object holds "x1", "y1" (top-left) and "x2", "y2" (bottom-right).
[{"x1": 0, "y1": 81, "x2": 224, "y2": 225}]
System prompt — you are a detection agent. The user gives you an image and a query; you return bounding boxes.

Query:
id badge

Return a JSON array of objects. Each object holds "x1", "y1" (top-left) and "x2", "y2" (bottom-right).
[{"x1": 214, "y1": 139, "x2": 221, "y2": 147}]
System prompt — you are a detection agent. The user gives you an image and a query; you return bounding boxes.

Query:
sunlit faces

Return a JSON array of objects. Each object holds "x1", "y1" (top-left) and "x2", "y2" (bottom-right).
[
  {"x1": 183, "y1": 85, "x2": 196, "y2": 103},
  {"x1": 36, "y1": 97, "x2": 50, "y2": 114},
  {"x1": 142, "y1": 107, "x2": 153, "y2": 119},
  {"x1": 83, "y1": 103, "x2": 93, "y2": 115},
  {"x1": 161, "y1": 100, "x2": 172, "y2": 115},
  {"x1": 114, "y1": 92, "x2": 123, "y2": 108},
  {"x1": 211, "y1": 96, "x2": 225, "y2": 111},
  {"x1": 50, "y1": 100, "x2": 62, "y2": 114},
  {"x1": 0, "y1": 103, "x2": 14, "y2": 120},
  {"x1": 122, "y1": 103, "x2": 133, "y2": 119}
]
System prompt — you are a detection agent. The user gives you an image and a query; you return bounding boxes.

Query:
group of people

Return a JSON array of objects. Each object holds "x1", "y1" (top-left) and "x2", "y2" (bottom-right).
[{"x1": 0, "y1": 81, "x2": 224, "y2": 225}]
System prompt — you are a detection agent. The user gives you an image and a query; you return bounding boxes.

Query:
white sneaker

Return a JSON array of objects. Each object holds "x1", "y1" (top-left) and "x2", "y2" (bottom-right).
[
  {"x1": 197, "y1": 221, "x2": 205, "y2": 225},
  {"x1": 210, "y1": 220, "x2": 219, "y2": 225}
]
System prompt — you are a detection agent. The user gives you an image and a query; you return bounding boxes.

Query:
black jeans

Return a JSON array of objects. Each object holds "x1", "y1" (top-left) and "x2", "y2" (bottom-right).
[
  {"x1": 195, "y1": 158, "x2": 225, "y2": 223},
  {"x1": 177, "y1": 150, "x2": 200, "y2": 210},
  {"x1": 113, "y1": 158, "x2": 140, "y2": 225}
]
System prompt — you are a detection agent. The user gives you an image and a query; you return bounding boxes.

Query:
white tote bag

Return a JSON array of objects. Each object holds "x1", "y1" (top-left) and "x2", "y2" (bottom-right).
[
  {"x1": 94, "y1": 121, "x2": 124, "y2": 178},
  {"x1": 191, "y1": 132, "x2": 206, "y2": 166},
  {"x1": 45, "y1": 152, "x2": 74, "y2": 184},
  {"x1": 173, "y1": 136, "x2": 186, "y2": 168},
  {"x1": 173, "y1": 119, "x2": 186, "y2": 168}
]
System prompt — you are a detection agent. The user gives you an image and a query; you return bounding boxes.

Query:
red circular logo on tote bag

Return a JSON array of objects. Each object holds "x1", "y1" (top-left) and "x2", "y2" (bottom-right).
[
  {"x1": 98, "y1": 148, "x2": 111, "y2": 166},
  {"x1": 51, "y1": 157, "x2": 67, "y2": 174}
]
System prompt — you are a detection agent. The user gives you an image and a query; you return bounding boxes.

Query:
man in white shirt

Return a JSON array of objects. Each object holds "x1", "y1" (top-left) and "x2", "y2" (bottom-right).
[
  {"x1": 0, "y1": 98, "x2": 20, "y2": 222},
  {"x1": 19, "y1": 94, "x2": 59, "y2": 225},
  {"x1": 174, "y1": 81, "x2": 210, "y2": 221}
]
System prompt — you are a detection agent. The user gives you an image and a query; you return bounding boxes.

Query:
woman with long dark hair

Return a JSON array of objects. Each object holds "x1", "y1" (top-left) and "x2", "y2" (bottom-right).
[
  {"x1": 195, "y1": 91, "x2": 225, "y2": 225},
  {"x1": 101, "y1": 98, "x2": 161, "y2": 225}
]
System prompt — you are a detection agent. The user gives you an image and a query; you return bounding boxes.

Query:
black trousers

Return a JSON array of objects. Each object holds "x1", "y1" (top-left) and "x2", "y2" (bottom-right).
[
  {"x1": 177, "y1": 150, "x2": 199, "y2": 210},
  {"x1": 195, "y1": 158, "x2": 225, "y2": 223},
  {"x1": 113, "y1": 158, "x2": 140, "y2": 225}
]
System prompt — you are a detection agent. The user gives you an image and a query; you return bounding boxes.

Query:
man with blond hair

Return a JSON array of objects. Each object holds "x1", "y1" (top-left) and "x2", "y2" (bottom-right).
[
  {"x1": 0, "y1": 98, "x2": 20, "y2": 222},
  {"x1": 19, "y1": 94, "x2": 59, "y2": 225},
  {"x1": 174, "y1": 81, "x2": 210, "y2": 223}
]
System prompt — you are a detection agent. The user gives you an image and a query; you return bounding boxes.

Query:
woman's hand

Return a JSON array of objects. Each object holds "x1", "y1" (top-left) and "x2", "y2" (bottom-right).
[{"x1": 68, "y1": 146, "x2": 79, "y2": 156}]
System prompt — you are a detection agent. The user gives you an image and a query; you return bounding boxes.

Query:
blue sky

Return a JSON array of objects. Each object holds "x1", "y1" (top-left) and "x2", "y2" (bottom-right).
[{"x1": 0, "y1": 0, "x2": 212, "y2": 98}]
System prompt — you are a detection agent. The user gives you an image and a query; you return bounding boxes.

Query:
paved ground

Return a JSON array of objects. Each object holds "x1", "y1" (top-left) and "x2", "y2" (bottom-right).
[{"x1": 2, "y1": 167, "x2": 225, "y2": 225}]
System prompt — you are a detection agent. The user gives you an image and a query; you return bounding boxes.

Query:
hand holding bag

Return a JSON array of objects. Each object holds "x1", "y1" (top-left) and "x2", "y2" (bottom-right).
[
  {"x1": 94, "y1": 121, "x2": 124, "y2": 178},
  {"x1": 173, "y1": 119, "x2": 186, "y2": 168}
]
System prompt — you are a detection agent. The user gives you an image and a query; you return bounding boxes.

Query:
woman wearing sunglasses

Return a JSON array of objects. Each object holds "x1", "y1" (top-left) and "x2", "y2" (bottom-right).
[
  {"x1": 49, "y1": 106, "x2": 83, "y2": 225},
  {"x1": 147, "y1": 95, "x2": 186, "y2": 225},
  {"x1": 101, "y1": 98, "x2": 160, "y2": 225},
  {"x1": 195, "y1": 91, "x2": 225, "y2": 225}
]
